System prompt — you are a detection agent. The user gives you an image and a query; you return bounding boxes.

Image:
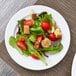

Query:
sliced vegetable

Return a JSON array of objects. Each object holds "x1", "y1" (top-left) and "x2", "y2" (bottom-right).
[
  {"x1": 41, "y1": 21, "x2": 51, "y2": 31},
  {"x1": 49, "y1": 33, "x2": 58, "y2": 41},
  {"x1": 36, "y1": 35, "x2": 43, "y2": 45},
  {"x1": 34, "y1": 35, "x2": 43, "y2": 49},
  {"x1": 31, "y1": 51, "x2": 42, "y2": 60},
  {"x1": 23, "y1": 19, "x2": 34, "y2": 27},
  {"x1": 31, "y1": 53, "x2": 40, "y2": 60},
  {"x1": 16, "y1": 41, "x2": 27, "y2": 51}
]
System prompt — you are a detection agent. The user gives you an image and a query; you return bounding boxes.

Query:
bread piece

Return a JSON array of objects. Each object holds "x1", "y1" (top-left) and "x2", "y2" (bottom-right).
[{"x1": 24, "y1": 25, "x2": 30, "y2": 34}]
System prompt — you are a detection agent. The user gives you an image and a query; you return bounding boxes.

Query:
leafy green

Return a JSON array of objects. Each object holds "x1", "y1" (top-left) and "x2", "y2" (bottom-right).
[
  {"x1": 22, "y1": 50, "x2": 30, "y2": 56},
  {"x1": 40, "y1": 44, "x2": 63, "y2": 53},
  {"x1": 39, "y1": 11, "x2": 47, "y2": 17},
  {"x1": 30, "y1": 27, "x2": 44, "y2": 35},
  {"x1": 18, "y1": 19, "x2": 25, "y2": 34},
  {"x1": 38, "y1": 14, "x2": 53, "y2": 26},
  {"x1": 29, "y1": 35, "x2": 37, "y2": 42},
  {"x1": 9, "y1": 36, "x2": 30, "y2": 56},
  {"x1": 9, "y1": 36, "x2": 23, "y2": 54},
  {"x1": 17, "y1": 34, "x2": 30, "y2": 37},
  {"x1": 25, "y1": 40, "x2": 47, "y2": 65}
]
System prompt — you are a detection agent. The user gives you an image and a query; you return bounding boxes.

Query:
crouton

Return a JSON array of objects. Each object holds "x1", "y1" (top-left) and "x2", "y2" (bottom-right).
[
  {"x1": 54, "y1": 28, "x2": 62, "y2": 38},
  {"x1": 41, "y1": 38, "x2": 51, "y2": 48},
  {"x1": 19, "y1": 36, "x2": 28, "y2": 42},
  {"x1": 24, "y1": 25, "x2": 30, "y2": 34},
  {"x1": 32, "y1": 14, "x2": 37, "y2": 19}
]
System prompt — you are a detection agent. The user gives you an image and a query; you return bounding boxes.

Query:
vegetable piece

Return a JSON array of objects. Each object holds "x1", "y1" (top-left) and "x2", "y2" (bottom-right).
[
  {"x1": 22, "y1": 19, "x2": 34, "y2": 27},
  {"x1": 44, "y1": 31, "x2": 49, "y2": 37},
  {"x1": 29, "y1": 35, "x2": 36, "y2": 43},
  {"x1": 31, "y1": 53, "x2": 40, "y2": 59},
  {"x1": 30, "y1": 27, "x2": 45, "y2": 35},
  {"x1": 40, "y1": 44, "x2": 63, "y2": 53},
  {"x1": 34, "y1": 41, "x2": 40, "y2": 50},
  {"x1": 22, "y1": 50, "x2": 30, "y2": 57},
  {"x1": 24, "y1": 25, "x2": 30, "y2": 34},
  {"x1": 54, "y1": 28, "x2": 62, "y2": 38},
  {"x1": 17, "y1": 24, "x2": 21, "y2": 34},
  {"x1": 31, "y1": 51, "x2": 42, "y2": 60},
  {"x1": 41, "y1": 38, "x2": 51, "y2": 48},
  {"x1": 19, "y1": 36, "x2": 28, "y2": 42},
  {"x1": 25, "y1": 40, "x2": 47, "y2": 65},
  {"x1": 36, "y1": 35, "x2": 43, "y2": 45},
  {"x1": 9, "y1": 36, "x2": 30, "y2": 56},
  {"x1": 16, "y1": 41, "x2": 27, "y2": 51},
  {"x1": 41, "y1": 21, "x2": 51, "y2": 31},
  {"x1": 32, "y1": 14, "x2": 37, "y2": 19},
  {"x1": 49, "y1": 33, "x2": 58, "y2": 41},
  {"x1": 18, "y1": 19, "x2": 25, "y2": 34},
  {"x1": 39, "y1": 11, "x2": 47, "y2": 17},
  {"x1": 9, "y1": 36, "x2": 23, "y2": 54},
  {"x1": 34, "y1": 35, "x2": 43, "y2": 49},
  {"x1": 51, "y1": 38, "x2": 61, "y2": 46},
  {"x1": 38, "y1": 14, "x2": 53, "y2": 26}
]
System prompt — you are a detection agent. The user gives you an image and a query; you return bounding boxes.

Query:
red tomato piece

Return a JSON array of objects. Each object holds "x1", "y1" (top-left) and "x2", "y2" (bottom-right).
[
  {"x1": 36, "y1": 35, "x2": 43, "y2": 46},
  {"x1": 49, "y1": 33, "x2": 58, "y2": 41},
  {"x1": 31, "y1": 52, "x2": 42, "y2": 60},
  {"x1": 41, "y1": 21, "x2": 51, "y2": 31},
  {"x1": 31, "y1": 53, "x2": 40, "y2": 60},
  {"x1": 16, "y1": 41, "x2": 27, "y2": 51},
  {"x1": 22, "y1": 19, "x2": 34, "y2": 27}
]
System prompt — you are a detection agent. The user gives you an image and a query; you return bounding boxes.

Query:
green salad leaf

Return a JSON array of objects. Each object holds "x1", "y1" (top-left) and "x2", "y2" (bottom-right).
[
  {"x1": 40, "y1": 44, "x2": 63, "y2": 53},
  {"x1": 30, "y1": 27, "x2": 44, "y2": 35},
  {"x1": 25, "y1": 40, "x2": 47, "y2": 65},
  {"x1": 9, "y1": 36, "x2": 30, "y2": 56},
  {"x1": 29, "y1": 35, "x2": 37, "y2": 42},
  {"x1": 18, "y1": 19, "x2": 25, "y2": 34},
  {"x1": 38, "y1": 14, "x2": 53, "y2": 26}
]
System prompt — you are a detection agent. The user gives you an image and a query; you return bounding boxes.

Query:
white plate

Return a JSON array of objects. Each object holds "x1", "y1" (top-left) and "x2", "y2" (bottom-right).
[
  {"x1": 5, "y1": 5, "x2": 70, "y2": 70},
  {"x1": 72, "y1": 54, "x2": 76, "y2": 76}
]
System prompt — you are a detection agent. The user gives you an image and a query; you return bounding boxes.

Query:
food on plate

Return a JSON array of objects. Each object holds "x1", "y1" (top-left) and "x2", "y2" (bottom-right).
[
  {"x1": 41, "y1": 38, "x2": 51, "y2": 48},
  {"x1": 9, "y1": 10, "x2": 63, "y2": 65}
]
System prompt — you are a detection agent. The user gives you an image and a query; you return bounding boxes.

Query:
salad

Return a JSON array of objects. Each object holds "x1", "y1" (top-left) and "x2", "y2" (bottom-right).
[{"x1": 9, "y1": 11, "x2": 63, "y2": 65}]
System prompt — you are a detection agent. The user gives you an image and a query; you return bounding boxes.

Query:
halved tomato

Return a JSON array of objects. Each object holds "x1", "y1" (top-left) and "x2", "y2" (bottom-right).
[
  {"x1": 31, "y1": 52, "x2": 42, "y2": 60},
  {"x1": 16, "y1": 41, "x2": 27, "y2": 51},
  {"x1": 22, "y1": 19, "x2": 34, "y2": 27}
]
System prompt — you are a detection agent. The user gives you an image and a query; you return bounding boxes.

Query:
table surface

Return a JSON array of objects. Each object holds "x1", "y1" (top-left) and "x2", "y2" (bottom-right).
[{"x1": 0, "y1": 0, "x2": 76, "y2": 76}]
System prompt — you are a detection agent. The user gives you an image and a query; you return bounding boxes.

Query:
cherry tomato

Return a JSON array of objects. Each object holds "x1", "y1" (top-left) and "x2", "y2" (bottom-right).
[
  {"x1": 16, "y1": 41, "x2": 27, "y2": 51},
  {"x1": 31, "y1": 53, "x2": 40, "y2": 60},
  {"x1": 31, "y1": 52, "x2": 42, "y2": 60},
  {"x1": 49, "y1": 33, "x2": 58, "y2": 41},
  {"x1": 36, "y1": 35, "x2": 43, "y2": 46},
  {"x1": 22, "y1": 19, "x2": 34, "y2": 27},
  {"x1": 41, "y1": 21, "x2": 51, "y2": 31}
]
